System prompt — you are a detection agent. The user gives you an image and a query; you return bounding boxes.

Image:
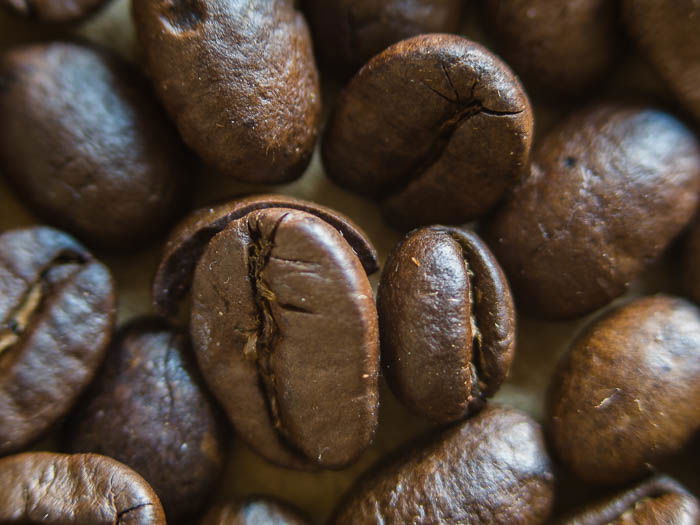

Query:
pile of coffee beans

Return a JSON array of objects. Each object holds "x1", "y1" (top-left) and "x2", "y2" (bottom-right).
[{"x1": 0, "y1": 0, "x2": 699, "y2": 523}]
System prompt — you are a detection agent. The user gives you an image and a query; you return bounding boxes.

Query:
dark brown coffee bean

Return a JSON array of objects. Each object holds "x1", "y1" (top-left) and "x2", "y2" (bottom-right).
[
  {"x1": 548, "y1": 296, "x2": 700, "y2": 485},
  {"x1": 303, "y1": 0, "x2": 462, "y2": 77},
  {"x1": 200, "y1": 497, "x2": 309, "y2": 525},
  {"x1": 378, "y1": 226, "x2": 515, "y2": 423},
  {"x1": 190, "y1": 205, "x2": 379, "y2": 469},
  {"x1": 0, "y1": 226, "x2": 115, "y2": 456},
  {"x1": 0, "y1": 42, "x2": 191, "y2": 249},
  {"x1": 485, "y1": 105, "x2": 700, "y2": 320},
  {"x1": 624, "y1": 0, "x2": 700, "y2": 125},
  {"x1": 322, "y1": 34, "x2": 533, "y2": 230},
  {"x1": 557, "y1": 475, "x2": 700, "y2": 525},
  {"x1": 332, "y1": 405, "x2": 555, "y2": 524},
  {"x1": 133, "y1": 0, "x2": 321, "y2": 184},
  {"x1": 152, "y1": 194, "x2": 379, "y2": 319},
  {"x1": 483, "y1": 0, "x2": 620, "y2": 97},
  {"x1": 0, "y1": 452, "x2": 166, "y2": 523},
  {"x1": 67, "y1": 317, "x2": 226, "y2": 522},
  {"x1": 0, "y1": 0, "x2": 107, "y2": 23}
]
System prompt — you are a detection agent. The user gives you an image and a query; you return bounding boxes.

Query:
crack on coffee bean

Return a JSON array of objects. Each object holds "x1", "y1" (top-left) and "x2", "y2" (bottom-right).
[
  {"x1": 0, "y1": 252, "x2": 85, "y2": 357},
  {"x1": 247, "y1": 214, "x2": 288, "y2": 436},
  {"x1": 159, "y1": 0, "x2": 204, "y2": 33},
  {"x1": 116, "y1": 502, "x2": 153, "y2": 523}
]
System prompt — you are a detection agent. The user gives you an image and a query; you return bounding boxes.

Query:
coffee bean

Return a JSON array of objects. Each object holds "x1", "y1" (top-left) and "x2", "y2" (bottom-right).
[
  {"x1": 332, "y1": 405, "x2": 555, "y2": 524},
  {"x1": 152, "y1": 194, "x2": 379, "y2": 319},
  {"x1": 378, "y1": 226, "x2": 515, "y2": 423},
  {"x1": 67, "y1": 317, "x2": 227, "y2": 522},
  {"x1": 0, "y1": 42, "x2": 192, "y2": 249},
  {"x1": 154, "y1": 195, "x2": 380, "y2": 469},
  {"x1": 485, "y1": 105, "x2": 700, "y2": 320},
  {"x1": 133, "y1": 0, "x2": 321, "y2": 184},
  {"x1": 624, "y1": 0, "x2": 700, "y2": 125},
  {"x1": 322, "y1": 34, "x2": 533, "y2": 230},
  {"x1": 0, "y1": 452, "x2": 166, "y2": 523},
  {"x1": 302, "y1": 0, "x2": 462, "y2": 77},
  {"x1": 200, "y1": 497, "x2": 309, "y2": 525},
  {"x1": 557, "y1": 475, "x2": 700, "y2": 525},
  {"x1": 548, "y1": 296, "x2": 700, "y2": 485},
  {"x1": 0, "y1": 0, "x2": 107, "y2": 22},
  {"x1": 0, "y1": 226, "x2": 115, "y2": 456},
  {"x1": 483, "y1": 0, "x2": 620, "y2": 97},
  {"x1": 683, "y1": 219, "x2": 700, "y2": 304}
]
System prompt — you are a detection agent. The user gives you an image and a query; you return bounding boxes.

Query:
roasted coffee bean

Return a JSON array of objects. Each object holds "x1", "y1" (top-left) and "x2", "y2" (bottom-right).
[
  {"x1": 332, "y1": 405, "x2": 555, "y2": 524},
  {"x1": 133, "y1": 0, "x2": 321, "y2": 184},
  {"x1": 483, "y1": 0, "x2": 619, "y2": 97},
  {"x1": 0, "y1": 226, "x2": 115, "y2": 456},
  {"x1": 548, "y1": 296, "x2": 700, "y2": 485},
  {"x1": 67, "y1": 317, "x2": 226, "y2": 522},
  {"x1": 683, "y1": 218, "x2": 700, "y2": 304},
  {"x1": 200, "y1": 497, "x2": 309, "y2": 525},
  {"x1": 624, "y1": 0, "x2": 700, "y2": 125},
  {"x1": 378, "y1": 226, "x2": 515, "y2": 423},
  {"x1": 0, "y1": 0, "x2": 108, "y2": 22},
  {"x1": 485, "y1": 105, "x2": 700, "y2": 320},
  {"x1": 557, "y1": 475, "x2": 700, "y2": 525},
  {"x1": 322, "y1": 34, "x2": 533, "y2": 230},
  {"x1": 0, "y1": 42, "x2": 191, "y2": 249},
  {"x1": 0, "y1": 452, "x2": 166, "y2": 523},
  {"x1": 303, "y1": 0, "x2": 462, "y2": 77},
  {"x1": 154, "y1": 195, "x2": 380, "y2": 469}
]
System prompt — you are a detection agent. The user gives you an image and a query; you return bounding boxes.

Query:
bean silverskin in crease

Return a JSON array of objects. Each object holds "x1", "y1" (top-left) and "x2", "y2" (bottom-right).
[
  {"x1": 0, "y1": 452, "x2": 166, "y2": 524},
  {"x1": 378, "y1": 226, "x2": 515, "y2": 423},
  {"x1": 155, "y1": 195, "x2": 380, "y2": 469},
  {"x1": 67, "y1": 317, "x2": 227, "y2": 523},
  {"x1": 132, "y1": 0, "x2": 322, "y2": 184},
  {"x1": 322, "y1": 33, "x2": 533, "y2": 230},
  {"x1": 0, "y1": 226, "x2": 115, "y2": 456}
]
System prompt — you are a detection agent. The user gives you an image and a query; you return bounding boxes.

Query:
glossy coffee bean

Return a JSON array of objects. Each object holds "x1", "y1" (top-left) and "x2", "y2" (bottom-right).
[
  {"x1": 624, "y1": 0, "x2": 700, "y2": 125},
  {"x1": 378, "y1": 226, "x2": 515, "y2": 423},
  {"x1": 0, "y1": 226, "x2": 115, "y2": 456},
  {"x1": 0, "y1": 42, "x2": 191, "y2": 249},
  {"x1": 0, "y1": 0, "x2": 107, "y2": 22},
  {"x1": 67, "y1": 317, "x2": 226, "y2": 522},
  {"x1": 0, "y1": 452, "x2": 166, "y2": 523},
  {"x1": 548, "y1": 296, "x2": 700, "y2": 485},
  {"x1": 303, "y1": 0, "x2": 462, "y2": 77},
  {"x1": 154, "y1": 195, "x2": 380, "y2": 469},
  {"x1": 332, "y1": 405, "x2": 555, "y2": 524},
  {"x1": 322, "y1": 34, "x2": 533, "y2": 230},
  {"x1": 483, "y1": 0, "x2": 619, "y2": 97},
  {"x1": 200, "y1": 497, "x2": 309, "y2": 525},
  {"x1": 133, "y1": 0, "x2": 321, "y2": 184},
  {"x1": 486, "y1": 105, "x2": 700, "y2": 320},
  {"x1": 557, "y1": 475, "x2": 700, "y2": 525}
]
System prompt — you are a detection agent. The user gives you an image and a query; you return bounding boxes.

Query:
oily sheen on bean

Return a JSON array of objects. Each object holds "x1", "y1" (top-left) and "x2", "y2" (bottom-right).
[
  {"x1": 133, "y1": 0, "x2": 321, "y2": 184},
  {"x1": 199, "y1": 497, "x2": 310, "y2": 525},
  {"x1": 0, "y1": 226, "x2": 115, "y2": 456}
]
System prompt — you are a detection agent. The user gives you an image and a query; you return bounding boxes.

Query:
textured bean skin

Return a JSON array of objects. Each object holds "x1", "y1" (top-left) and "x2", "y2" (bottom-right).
[
  {"x1": 0, "y1": 0, "x2": 108, "y2": 22},
  {"x1": 486, "y1": 105, "x2": 700, "y2": 319},
  {"x1": 303, "y1": 0, "x2": 462, "y2": 76},
  {"x1": 0, "y1": 226, "x2": 115, "y2": 456},
  {"x1": 322, "y1": 34, "x2": 533, "y2": 230},
  {"x1": 624, "y1": 0, "x2": 700, "y2": 125},
  {"x1": 133, "y1": 0, "x2": 321, "y2": 184},
  {"x1": 191, "y1": 207, "x2": 379, "y2": 469},
  {"x1": 68, "y1": 317, "x2": 226, "y2": 522},
  {"x1": 0, "y1": 452, "x2": 166, "y2": 524},
  {"x1": 200, "y1": 497, "x2": 310, "y2": 525},
  {"x1": 0, "y1": 42, "x2": 191, "y2": 249},
  {"x1": 548, "y1": 296, "x2": 700, "y2": 485},
  {"x1": 557, "y1": 475, "x2": 700, "y2": 525},
  {"x1": 378, "y1": 226, "x2": 515, "y2": 423},
  {"x1": 332, "y1": 405, "x2": 555, "y2": 524},
  {"x1": 483, "y1": 0, "x2": 619, "y2": 97}
]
